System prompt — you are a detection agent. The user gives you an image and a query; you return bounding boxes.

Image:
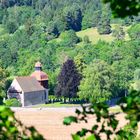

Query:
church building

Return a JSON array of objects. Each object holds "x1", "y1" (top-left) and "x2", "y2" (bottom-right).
[{"x1": 7, "y1": 62, "x2": 48, "y2": 107}]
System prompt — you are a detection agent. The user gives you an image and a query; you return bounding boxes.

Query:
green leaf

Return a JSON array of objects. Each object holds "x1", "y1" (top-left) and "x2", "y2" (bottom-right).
[
  {"x1": 92, "y1": 125, "x2": 98, "y2": 131},
  {"x1": 77, "y1": 128, "x2": 88, "y2": 137},
  {"x1": 86, "y1": 134, "x2": 96, "y2": 140},
  {"x1": 110, "y1": 118, "x2": 118, "y2": 130},
  {"x1": 75, "y1": 109, "x2": 81, "y2": 115},
  {"x1": 63, "y1": 116, "x2": 78, "y2": 125},
  {"x1": 72, "y1": 134, "x2": 81, "y2": 140}
]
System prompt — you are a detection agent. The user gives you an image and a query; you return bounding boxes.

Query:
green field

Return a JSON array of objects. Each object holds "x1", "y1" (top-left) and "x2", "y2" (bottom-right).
[{"x1": 77, "y1": 24, "x2": 131, "y2": 44}]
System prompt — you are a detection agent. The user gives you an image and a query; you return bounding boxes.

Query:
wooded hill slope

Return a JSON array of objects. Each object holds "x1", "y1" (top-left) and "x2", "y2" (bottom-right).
[{"x1": 0, "y1": 0, "x2": 140, "y2": 100}]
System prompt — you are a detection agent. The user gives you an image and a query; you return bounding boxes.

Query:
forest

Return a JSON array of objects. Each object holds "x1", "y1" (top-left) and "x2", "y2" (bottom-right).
[{"x1": 0, "y1": 0, "x2": 140, "y2": 104}]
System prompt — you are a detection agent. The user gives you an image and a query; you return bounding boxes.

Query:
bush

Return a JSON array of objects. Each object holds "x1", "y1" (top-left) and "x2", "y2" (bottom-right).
[
  {"x1": 83, "y1": 35, "x2": 91, "y2": 44},
  {"x1": 128, "y1": 24, "x2": 140, "y2": 40},
  {"x1": 4, "y1": 98, "x2": 21, "y2": 107},
  {"x1": 112, "y1": 25, "x2": 125, "y2": 40},
  {"x1": 59, "y1": 30, "x2": 81, "y2": 47},
  {"x1": 5, "y1": 20, "x2": 18, "y2": 33}
]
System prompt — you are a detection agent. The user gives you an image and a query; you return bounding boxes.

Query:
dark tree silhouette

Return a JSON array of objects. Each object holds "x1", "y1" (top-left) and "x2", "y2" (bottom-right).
[{"x1": 55, "y1": 59, "x2": 82, "y2": 102}]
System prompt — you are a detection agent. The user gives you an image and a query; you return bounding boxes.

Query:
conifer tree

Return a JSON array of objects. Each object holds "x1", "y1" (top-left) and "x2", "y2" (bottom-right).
[{"x1": 97, "y1": 5, "x2": 112, "y2": 34}]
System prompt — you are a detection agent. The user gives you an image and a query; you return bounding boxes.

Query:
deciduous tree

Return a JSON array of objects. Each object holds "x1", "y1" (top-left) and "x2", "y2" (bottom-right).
[
  {"x1": 55, "y1": 59, "x2": 81, "y2": 102},
  {"x1": 78, "y1": 59, "x2": 115, "y2": 102},
  {"x1": 59, "y1": 30, "x2": 80, "y2": 47},
  {"x1": 0, "y1": 67, "x2": 8, "y2": 104},
  {"x1": 128, "y1": 23, "x2": 140, "y2": 40}
]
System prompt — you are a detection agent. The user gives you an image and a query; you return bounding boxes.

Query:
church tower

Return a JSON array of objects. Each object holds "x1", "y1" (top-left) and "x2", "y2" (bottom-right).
[{"x1": 31, "y1": 61, "x2": 48, "y2": 102}]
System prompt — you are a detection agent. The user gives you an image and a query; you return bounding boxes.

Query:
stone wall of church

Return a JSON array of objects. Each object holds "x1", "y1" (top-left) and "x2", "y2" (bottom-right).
[{"x1": 24, "y1": 90, "x2": 46, "y2": 106}]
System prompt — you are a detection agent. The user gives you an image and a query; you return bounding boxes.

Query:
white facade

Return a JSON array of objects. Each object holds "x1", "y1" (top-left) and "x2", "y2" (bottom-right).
[{"x1": 7, "y1": 79, "x2": 24, "y2": 106}]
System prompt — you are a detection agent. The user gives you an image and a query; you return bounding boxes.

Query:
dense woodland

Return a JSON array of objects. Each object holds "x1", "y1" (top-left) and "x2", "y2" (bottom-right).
[{"x1": 0, "y1": 0, "x2": 140, "y2": 103}]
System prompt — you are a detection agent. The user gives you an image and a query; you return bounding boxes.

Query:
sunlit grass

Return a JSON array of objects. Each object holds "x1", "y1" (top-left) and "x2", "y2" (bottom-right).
[
  {"x1": 77, "y1": 24, "x2": 131, "y2": 44},
  {"x1": 33, "y1": 102, "x2": 122, "y2": 115},
  {"x1": 109, "y1": 105, "x2": 122, "y2": 114},
  {"x1": 33, "y1": 102, "x2": 81, "y2": 108}
]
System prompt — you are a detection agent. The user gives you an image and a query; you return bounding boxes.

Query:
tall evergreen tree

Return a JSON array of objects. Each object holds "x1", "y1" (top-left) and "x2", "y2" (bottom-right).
[
  {"x1": 55, "y1": 59, "x2": 82, "y2": 102},
  {"x1": 63, "y1": 5, "x2": 82, "y2": 31},
  {"x1": 97, "y1": 4, "x2": 112, "y2": 34}
]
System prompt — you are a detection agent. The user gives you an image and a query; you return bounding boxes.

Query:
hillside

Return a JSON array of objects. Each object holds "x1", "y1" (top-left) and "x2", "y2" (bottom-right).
[
  {"x1": 0, "y1": 24, "x2": 131, "y2": 43},
  {"x1": 0, "y1": 1, "x2": 140, "y2": 140},
  {"x1": 77, "y1": 24, "x2": 131, "y2": 44},
  {"x1": 0, "y1": 0, "x2": 140, "y2": 109}
]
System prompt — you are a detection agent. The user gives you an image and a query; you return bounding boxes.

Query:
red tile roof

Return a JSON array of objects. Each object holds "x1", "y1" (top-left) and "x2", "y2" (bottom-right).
[{"x1": 31, "y1": 71, "x2": 48, "y2": 81}]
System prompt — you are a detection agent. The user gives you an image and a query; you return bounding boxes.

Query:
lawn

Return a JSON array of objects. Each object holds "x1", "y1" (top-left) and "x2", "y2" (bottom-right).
[
  {"x1": 33, "y1": 102, "x2": 81, "y2": 108},
  {"x1": 32, "y1": 102, "x2": 122, "y2": 114},
  {"x1": 50, "y1": 24, "x2": 131, "y2": 45},
  {"x1": 76, "y1": 24, "x2": 131, "y2": 44}
]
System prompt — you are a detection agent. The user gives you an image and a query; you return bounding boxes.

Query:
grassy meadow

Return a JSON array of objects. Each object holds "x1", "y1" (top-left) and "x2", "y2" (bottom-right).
[{"x1": 77, "y1": 24, "x2": 131, "y2": 44}]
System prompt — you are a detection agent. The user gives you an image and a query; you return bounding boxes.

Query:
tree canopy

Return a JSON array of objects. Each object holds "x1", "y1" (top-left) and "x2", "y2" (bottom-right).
[
  {"x1": 103, "y1": 0, "x2": 140, "y2": 17},
  {"x1": 55, "y1": 59, "x2": 81, "y2": 101},
  {"x1": 78, "y1": 60, "x2": 115, "y2": 102},
  {"x1": 0, "y1": 67, "x2": 8, "y2": 104}
]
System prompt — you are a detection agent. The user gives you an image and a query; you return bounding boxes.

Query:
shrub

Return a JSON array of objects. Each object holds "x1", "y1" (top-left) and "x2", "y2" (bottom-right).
[
  {"x1": 128, "y1": 24, "x2": 140, "y2": 40},
  {"x1": 59, "y1": 30, "x2": 81, "y2": 47},
  {"x1": 112, "y1": 25, "x2": 125, "y2": 40},
  {"x1": 5, "y1": 20, "x2": 18, "y2": 33},
  {"x1": 83, "y1": 35, "x2": 91, "y2": 44},
  {"x1": 4, "y1": 98, "x2": 21, "y2": 107}
]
